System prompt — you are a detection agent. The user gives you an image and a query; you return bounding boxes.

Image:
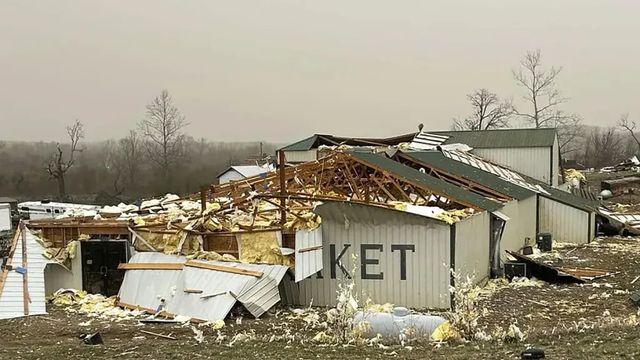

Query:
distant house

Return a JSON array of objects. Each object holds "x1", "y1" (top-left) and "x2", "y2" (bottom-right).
[
  {"x1": 279, "y1": 128, "x2": 560, "y2": 186},
  {"x1": 217, "y1": 165, "x2": 273, "y2": 184}
]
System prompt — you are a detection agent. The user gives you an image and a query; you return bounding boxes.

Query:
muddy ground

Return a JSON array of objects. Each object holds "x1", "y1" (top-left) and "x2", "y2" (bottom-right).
[{"x1": 3, "y1": 237, "x2": 640, "y2": 359}]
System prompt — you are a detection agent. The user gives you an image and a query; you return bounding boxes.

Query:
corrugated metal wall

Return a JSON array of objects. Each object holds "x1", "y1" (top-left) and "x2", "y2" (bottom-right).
[
  {"x1": 283, "y1": 150, "x2": 317, "y2": 163},
  {"x1": 295, "y1": 202, "x2": 452, "y2": 309},
  {"x1": 474, "y1": 147, "x2": 553, "y2": 186},
  {"x1": 538, "y1": 196, "x2": 592, "y2": 244},
  {"x1": 552, "y1": 136, "x2": 560, "y2": 186},
  {"x1": 455, "y1": 212, "x2": 490, "y2": 282},
  {"x1": 500, "y1": 196, "x2": 537, "y2": 259}
]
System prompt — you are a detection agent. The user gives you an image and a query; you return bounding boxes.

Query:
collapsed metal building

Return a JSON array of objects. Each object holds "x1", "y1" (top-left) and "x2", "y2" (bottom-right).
[{"x1": 1, "y1": 128, "x2": 606, "y2": 319}]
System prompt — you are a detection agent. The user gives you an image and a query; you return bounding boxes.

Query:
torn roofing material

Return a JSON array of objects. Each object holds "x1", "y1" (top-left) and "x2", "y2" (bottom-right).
[
  {"x1": 347, "y1": 151, "x2": 503, "y2": 212},
  {"x1": 278, "y1": 133, "x2": 417, "y2": 151},
  {"x1": 401, "y1": 151, "x2": 535, "y2": 201},
  {"x1": 505, "y1": 251, "x2": 612, "y2": 283},
  {"x1": 118, "y1": 252, "x2": 289, "y2": 321}
]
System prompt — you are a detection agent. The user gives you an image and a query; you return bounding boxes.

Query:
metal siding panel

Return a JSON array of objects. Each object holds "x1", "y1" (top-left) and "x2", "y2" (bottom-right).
[
  {"x1": 499, "y1": 197, "x2": 537, "y2": 258},
  {"x1": 474, "y1": 147, "x2": 552, "y2": 185},
  {"x1": 296, "y1": 205, "x2": 451, "y2": 309},
  {"x1": 539, "y1": 197, "x2": 590, "y2": 244},
  {"x1": 283, "y1": 150, "x2": 317, "y2": 163},
  {"x1": 0, "y1": 230, "x2": 52, "y2": 319},
  {"x1": 455, "y1": 212, "x2": 490, "y2": 282},
  {"x1": 295, "y1": 227, "x2": 323, "y2": 282},
  {"x1": 552, "y1": 136, "x2": 560, "y2": 187}
]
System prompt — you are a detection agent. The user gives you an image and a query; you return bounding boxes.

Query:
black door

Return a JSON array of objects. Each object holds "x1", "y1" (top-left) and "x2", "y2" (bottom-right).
[{"x1": 81, "y1": 241, "x2": 128, "y2": 296}]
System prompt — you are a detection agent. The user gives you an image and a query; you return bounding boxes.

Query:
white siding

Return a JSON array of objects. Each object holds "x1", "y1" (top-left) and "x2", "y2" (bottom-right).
[
  {"x1": 295, "y1": 203, "x2": 452, "y2": 309},
  {"x1": 218, "y1": 170, "x2": 245, "y2": 184},
  {"x1": 0, "y1": 229, "x2": 52, "y2": 319},
  {"x1": 552, "y1": 135, "x2": 560, "y2": 186},
  {"x1": 538, "y1": 196, "x2": 591, "y2": 244},
  {"x1": 474, "y1": 147, "x2": 554, "y2": 186},
  {"x1": 455, "y1": 212, "x2": 490, "y2": 282},
  {"x1": 283, "y1": 150, "x2": 317, "y2": 163},
  {"x1": 499, "y1": 197, "x2": 537, "y2": 261}
]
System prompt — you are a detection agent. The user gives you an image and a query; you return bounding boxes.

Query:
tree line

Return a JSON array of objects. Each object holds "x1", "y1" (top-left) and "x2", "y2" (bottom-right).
[
  {"x1": 451, "y1": 49, "x2": 639, "y2": 162},
  {"x1": 0, "y1": 90, "x2": 277, "y2": 204}
]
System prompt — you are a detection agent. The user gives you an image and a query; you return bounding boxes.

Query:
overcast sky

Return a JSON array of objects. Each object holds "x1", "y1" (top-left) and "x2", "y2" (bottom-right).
[{"x1": 1, "y1": 1, "x2": 638, "y2": 143}]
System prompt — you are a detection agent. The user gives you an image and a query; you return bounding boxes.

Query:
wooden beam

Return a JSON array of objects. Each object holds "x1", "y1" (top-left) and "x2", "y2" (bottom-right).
[
  {"x1": 118, "y1": 263, "x2": 185, "y2": 270},
  {"x1": 298, "y1": 245, "x2": 323, "y2": 253},
  {"x1": 0, "y1": 226, "x2": 21, "y2": 297},
  {"x1": 185, "y1": 261, "x2": 263, "y2": 278},
  {"x1": 20, "y1": 222, "x2": 29, "y2": 316}
]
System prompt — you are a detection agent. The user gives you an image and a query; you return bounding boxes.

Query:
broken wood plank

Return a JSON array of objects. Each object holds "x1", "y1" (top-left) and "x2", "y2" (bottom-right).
[
  {"x1": 183, "y1": 289, "x2": 203, "y2": 294},
  {"x1": 118, "y1": 263, "x2": 185, "y2": 270},
  {"x1": 140, "y1": 330, "x2": 177, "y2": 340},
  {"x1": 185, "y1": 261, "x2": 263, "y2": 278},
  {"x1": 298, "y1": 245, "x2": 323, "y2": 253},
  {"x1": 200, "y1": 291, "x2": 227, "y2": 299}
]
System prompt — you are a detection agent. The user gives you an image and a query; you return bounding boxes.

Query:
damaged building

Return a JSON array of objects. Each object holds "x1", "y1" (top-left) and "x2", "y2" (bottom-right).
[{"x1": 0, "y1": 127, "x2": 608, "y2": 322}]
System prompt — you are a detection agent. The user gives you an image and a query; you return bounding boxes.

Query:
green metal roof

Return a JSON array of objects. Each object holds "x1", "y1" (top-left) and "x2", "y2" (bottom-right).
[
  {"x1": 348, "y1": 151, "x2": 502, "y2": 212},
  {"x1": 434, "y1": 128, "x2": 557, "y2": 148},
  {"x1": 280, "y1": 128, "x2": 558, "y2": 151},
  {"x1": 403, "y1": 151, "x2": 535, "y2": 201}
]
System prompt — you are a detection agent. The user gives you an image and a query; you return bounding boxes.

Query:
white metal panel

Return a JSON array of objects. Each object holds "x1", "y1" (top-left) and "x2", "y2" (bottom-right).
[
  {"x1": 0, "y1": 229, "x2": 53, "y2": 319},
  {"x1": 295, "y1": 227, "x2": 323, "y2": 282},
  {"x1": 297, "y1": 202, "x2": 452, "y2": 309},
  {"x1": 539, "y1": 196, "x2": 590, "y2": 244},
  {"x1": 499, "y1": 197, "x2": 537, "y2": 260},
  {"x1": 0, "y1": 204, "x2": 10, "y2": 231},
  {"x1": 455, "y1": 212, "x2": 490, "y2": 282},
  {"x1": 552, "y1": 135, "x2": 560, "y2": 187},
  {"x1": 118, "y1": 253, "x2": 289, "y2": 321},
  {"x1": 474, "y1": 147, "x2": 553, "y2": 186},
  {"x1": 118, "y1": 253, "x2": 186, "y2": 311},
  {"x1": 283, "y1": 150, "x2": 317, "y2": 163},
  {"x1": 44, "y1": 245, "x2": 83, "y2": 295}
]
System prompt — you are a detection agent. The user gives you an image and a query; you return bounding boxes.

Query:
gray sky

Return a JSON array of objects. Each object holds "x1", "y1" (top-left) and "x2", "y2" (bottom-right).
[{"x1": 1, "y1": 1, "x2": 638, "y2": 143}]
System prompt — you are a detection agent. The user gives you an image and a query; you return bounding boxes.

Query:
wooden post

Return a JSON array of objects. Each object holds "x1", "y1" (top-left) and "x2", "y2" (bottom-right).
[
  {"x1": 200, "y1": 186, "x2": 207, "y2": 214},
  {"x1": 20, "y1": 221, "x2": 29, "y2": 315},
  {"x1": 279, "y1": 150, "x2": 287, "y2": 226}
]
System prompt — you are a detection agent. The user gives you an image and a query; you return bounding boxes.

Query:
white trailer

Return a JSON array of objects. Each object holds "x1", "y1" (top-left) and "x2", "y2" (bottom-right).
[{"x1": 0, "y1": 203, "x2": 10, "y2": 231}]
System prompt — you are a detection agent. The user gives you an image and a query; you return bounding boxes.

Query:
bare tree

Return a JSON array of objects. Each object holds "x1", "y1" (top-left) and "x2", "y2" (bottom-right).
[
  {"x1": 139, "y1": 90, "x2": 188, "y2": 189},
  {"x1": 513, "y1": 49, "x2": 583, "y2": 156},
  {"x1": 617, "y1": 114, "x2": 640, "y2": 152},
  {"x1": 119, "y1": 130, "x2": 142, "y2": 188},
  {"x1": 452, "y1": 89, "x2": 514, "y2": 130},
  {"x1": 584, "y1": 127, "x2": 624, "y2": 168},
  {"x1": 46, "y1": 120, "x2": 84, "y2": 200}
]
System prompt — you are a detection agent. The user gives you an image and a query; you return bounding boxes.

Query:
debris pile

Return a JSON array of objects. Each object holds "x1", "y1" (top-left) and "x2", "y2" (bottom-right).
[{"x1": 49, "y1": 289, "x2": 144, "y2": 320}]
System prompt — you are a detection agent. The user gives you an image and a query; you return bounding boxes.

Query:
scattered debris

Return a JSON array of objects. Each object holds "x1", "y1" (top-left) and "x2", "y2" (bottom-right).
[{"x1": 140, "y1": 330, "x2": 177, "y2": 340}]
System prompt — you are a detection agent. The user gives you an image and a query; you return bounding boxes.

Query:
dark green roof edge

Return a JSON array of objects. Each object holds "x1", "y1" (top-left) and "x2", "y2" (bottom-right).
[
  {"x1": 348, "y1": 151, "x2": 502, "y2": 212},
  {"x1": 522, "y1": 175, "x2": 599, "y2": 212},
  {"x1": 403, "y1": 151, "x2": 535, "y2": 201},
  {"x1": 434, "y1": 128, "x2": 557, "y2": 148},
  {"x1": 277, "y1": 134, "x2": 320, "y2": 151}
]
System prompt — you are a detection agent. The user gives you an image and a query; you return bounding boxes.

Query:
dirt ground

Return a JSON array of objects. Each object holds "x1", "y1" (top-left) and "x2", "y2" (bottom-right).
[{"x1": 3, "y1": 237, "x2": 640, "y2": 359}]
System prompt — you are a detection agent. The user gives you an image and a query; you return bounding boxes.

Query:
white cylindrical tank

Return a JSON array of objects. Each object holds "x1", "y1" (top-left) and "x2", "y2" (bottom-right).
[{"x1": 353, "y1": 307, "x2": 446, "y2": 339}]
